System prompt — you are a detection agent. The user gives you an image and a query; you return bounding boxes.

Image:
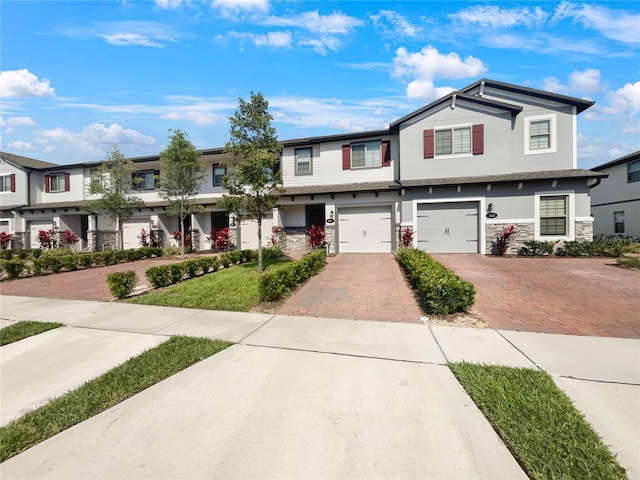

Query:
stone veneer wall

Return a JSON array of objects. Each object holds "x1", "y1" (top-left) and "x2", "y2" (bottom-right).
[
  {"x1": 10, "y1": 232, "x2": 25, "y2": 250},
  {"x1": 324, "y1": 225, "x2": 336, "y2": 255},
  {"x1": 228, "y1": 226, "x2": 238, "y2": 250},
  {"x1": 575, "y1": 220, "x2": 594, "y2": 242},
  {"x1": 97, "y1": 231, "x2": 117, "y2": 251},
  {"x1": 281, "y1": 227, "x2": 308, "y2": 252},
  {"x1": 87, "y1": 230, "x2": 98, "y2": 252},
  {"x1": 191, "y1": 229, "x2": 200, "y2": 252},
  {"x1": 485, "y1": 222, "x2": 534, "y2": 255}
]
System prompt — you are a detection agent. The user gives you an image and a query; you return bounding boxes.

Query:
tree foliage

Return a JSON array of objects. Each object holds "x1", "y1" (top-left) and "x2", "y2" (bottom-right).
[
  {"x1": 220, "y1": 91, "x2": 281, "y2": 271},
  {"x1": 86, "y1": 146, "x2": 144, "y2": 250},
  {"x1": 158, "y1": 129, "x2": 205, "y2": 257}
]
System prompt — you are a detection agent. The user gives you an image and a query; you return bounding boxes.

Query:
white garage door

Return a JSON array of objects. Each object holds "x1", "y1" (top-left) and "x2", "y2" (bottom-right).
[
  {"x1": 417, "y1": 202, "x2": 479, "y2": 253},
  {"x1": 29, "y1": 220, "x2": 53, "y2": 249},
  {"x1": 338, "y1": 206, "x2": 393, "y2": 253},
  {"x1": 123, "y1": 218, "x2": 151, "y2": 250},
  {"x1": 240, "y1": 213, "x2": 274, "y2": 250}
]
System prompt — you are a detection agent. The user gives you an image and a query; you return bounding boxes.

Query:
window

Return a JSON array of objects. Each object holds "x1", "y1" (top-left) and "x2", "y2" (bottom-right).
[
  {"x1": 614, "y1": 211, "x2": 625, "y2": 234},
  {"x1": 628, "y1": 160, "x2": 640, "y2": 183},
  {"x1": 435, "y1": 127, "x2": 471, "y2": 155},
  {"x1": 213, "y1": 164, "x2": 226, "y2": 186},
  {"x1": 46, "y1": 173, "x2": 68, "y2": 193},
  {"x1": 89, "y1": 168, "x2": 103, "y2": 187},
  {"x1": 134, "y1": 170, "x2": 156, "y2": 190},
  {"x1": 351, "y1": 141, "x2": 381, "y2": 168},
  {"x1": 540, "y1": 195, "x2": 568, "y2": 236},
  {"x1": 525, "y1": 115, "x2": 556, "y2": 154},
  {"x1": 0, "y1": 174, "x2": 14, "y2": 192},
  {"x1": 295, "y1": 148, "x2": 312, "y2": 175}
]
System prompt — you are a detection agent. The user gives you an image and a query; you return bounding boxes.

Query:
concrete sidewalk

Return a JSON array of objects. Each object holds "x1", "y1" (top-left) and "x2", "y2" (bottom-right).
[{"x1": 1, "y1": 295, "x2": 639, "y2": 479}]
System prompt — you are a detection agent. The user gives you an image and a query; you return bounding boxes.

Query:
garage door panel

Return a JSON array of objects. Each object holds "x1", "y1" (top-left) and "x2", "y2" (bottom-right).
[
  {"x1": 123, "y1": 219, "x2": 151, "y2": 250},
  {"x1": 240, "y1": 214, "x2": 274, "y2": 250},
  {"x1": 338, "y1": 206, "x2": 392, "y2": 253},
  {"x1": 29, "y1": 221, "x2": 53, "y2": 249},
  {"x1": 417, "y1": 202, "x2": 479, "y2": 253}
]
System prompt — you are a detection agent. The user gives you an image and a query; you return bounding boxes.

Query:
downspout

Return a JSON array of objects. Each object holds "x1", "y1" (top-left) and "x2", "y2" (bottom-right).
[{"x1": 589, "y1": 177, "x2": 602, "y2": 189}]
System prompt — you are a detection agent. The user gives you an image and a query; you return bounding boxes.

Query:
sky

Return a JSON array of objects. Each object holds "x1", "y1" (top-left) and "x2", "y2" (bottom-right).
[{"x1": 1, "y1": 0, "x2": 639, "y2": 169}]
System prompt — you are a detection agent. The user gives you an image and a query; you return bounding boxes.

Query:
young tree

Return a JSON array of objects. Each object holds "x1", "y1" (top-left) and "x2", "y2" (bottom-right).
[
  {"x1": 158, "y1": 129, "x2": 205, "y2": 257},
  {"x1": 220, "y1": 91, "x2": 281, "y2": 272},
  {"x1": 86, "y1": 146, "x2": 144, "y2": 250}
]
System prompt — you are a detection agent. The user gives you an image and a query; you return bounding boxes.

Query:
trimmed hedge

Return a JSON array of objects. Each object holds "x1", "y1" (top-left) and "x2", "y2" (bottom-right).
[
  {"x1": 107, "y1": 271, "x2": 138, "y2": 299},
  {"x1": 259, "y1": 249, "x2": 327, "y2": 302},
  {"x1": 395, "y1": 248, "x2": 475, "y2": 315}
]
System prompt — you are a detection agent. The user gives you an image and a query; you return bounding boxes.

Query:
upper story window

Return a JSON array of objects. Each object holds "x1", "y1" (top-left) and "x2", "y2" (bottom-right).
[
  {"x1": 540, "y1": 195, "x2": 567, "y2": 236},
  {"x1": 295, "y1": 148, "x2": 312, "y2": 176},
  {"x1": 525, "y1": 114, "x2": 556, "y2": 155},
  {"x1": 89, "y1": 168, "x2": 103, "y2": 187},
  {"x1": 45, "y1": 172, "x2": 69, "y2": 193},
  {"x1": 351, "y1": 141, "x2": 381, "y2": 169},
  {"x1": 628, "y1": 160, "x2": 640, "y2": 183},
  {"x1": 0, "y1": 174, "x2": 16, "y2": 193},
  {"x1": 435, "y1": 127, "x2": 471, "y2": 155},
  {"x1": 132, "y1": 170, "x2": 157, "y2": 190},
  {"x1": 213, "y1": 164, "x2": 226, "y2": 186}
]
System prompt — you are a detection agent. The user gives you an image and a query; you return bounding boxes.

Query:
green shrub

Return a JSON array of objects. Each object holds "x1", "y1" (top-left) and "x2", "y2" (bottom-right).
[
  {"x1": 220, "y1": 252, "x2": 233, "y2": 268},
  {"x1": 617, "y1": 257, "x2": 640, "y2": 269},
  {"x1": 2, "y1": 259, "x2": 25, "y2": 279},
  {"x1": 107, "y1": 270, "x2": 138, "y2": 299},
  {"x1": 0, "y1": 250, "x2": 13, "y2": 261},
  {"x1": 196, "y1": 256, "x2": 219, "y2": 273},
  {"x1": 184, "y1": 260, "x2": 200, "y2": 278},
  {"x1": 396, "y1": 248, "x2": 475, "y2": 315},
  {"x1": 78, "y1": 254, "x2": 93, "y2": 268},
  {"x1": 59, "y1": 255, "x2": 78, "y2": 271},
  {"x1": 31, "y1": 257, "x2": 45, "y2": 275},
  {"x1": 162, "y1": 246, "x2": 180, "y2": 257},
  {"x1": 31, "y1": 248, "x2": 43, "y2": 259},
  {"x1": 146, "y1": 265, "x2": 172, "y2": 288},
  {"x1": 518, "y1": 240, "x2": 556, "y2": 256},
  {"x1": 139, "y1": 246, "x2": 162, "y2": 258},
  {"x1": 42, "y1": 256, "x2": 63, "y2": 273},
  {"x1": 262, "y1": 245, "x2": 284, "y2": 259},
  {"x1": 16, "y1": 249, "x2": 29, "y2": 260},
  {"x1": 169, "y1": 263, "x2": 185, "y2": 284},
  {"x1": 259, "y1": 249, "x2": 326, "y2": 302}
]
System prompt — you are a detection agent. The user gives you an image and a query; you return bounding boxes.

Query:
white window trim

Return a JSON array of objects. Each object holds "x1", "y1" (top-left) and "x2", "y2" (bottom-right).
[
  {"x1": 212, "y1": 164, "x2": 226, "y2": 187},
  {"x1": 433, "y1": 122, "x2": 473, "y2": 159},
  {"x1": 525, "y1": 114, "x2": 557, "y2": 155},
  {"x1": 294, "y1": 147, "x2": 313, "y2": 176},
  {"x1": 0, "y1": 174, "x2": 11, "y2": 193},
  {"x1": 535, "y1": 191, "x2": 574, "y2": 241},
  {"x1": 351, "y1": 141, "x2": 382, "y2": 169},
  {"x1": 49, "y1": 173, "x2": 66, "y2": 193}
]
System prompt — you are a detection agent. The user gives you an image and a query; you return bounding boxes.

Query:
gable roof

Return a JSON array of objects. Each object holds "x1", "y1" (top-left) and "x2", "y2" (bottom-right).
[
  {"x1": 0, "y1": 151, "x2": 58, "y2": 170},
  {"x1": 591, "y1": 151, "x2": 640, "y2": 171},
  {"x1": 461, "y1": 78, "x2": 595, "y2": 114}
]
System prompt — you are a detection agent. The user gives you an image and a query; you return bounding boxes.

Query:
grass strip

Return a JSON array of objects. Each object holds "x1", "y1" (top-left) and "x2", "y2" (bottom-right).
[
  {"x1": 449, "y1": 362, "x2": 627, "y2": 480},
  {"x1": 129, "y1": 258, "x2": 289, "y2": 311},
  {"x1": 0, "y1": 321, "x2": 63, "y2": 346},
  {"x1": 0, "y1": 336, "x2": 232, "y2": 462}
]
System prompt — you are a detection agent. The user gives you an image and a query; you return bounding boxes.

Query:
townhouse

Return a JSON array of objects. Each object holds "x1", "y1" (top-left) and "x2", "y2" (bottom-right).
[{"x1": 0, "y1": 78, "x2": 605, "y2": 254}]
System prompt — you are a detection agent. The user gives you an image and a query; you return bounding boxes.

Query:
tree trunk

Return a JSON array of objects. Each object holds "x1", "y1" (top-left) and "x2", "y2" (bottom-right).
[
  {"x1": 257, "y1": 216, "x2": 263, "y2": 272},
  {"x1": 117, "y1": 216, "x2": 123, "y2": 250},
  {"x1": 180, "y1": 207, "x2": 185, "y2": 258}
]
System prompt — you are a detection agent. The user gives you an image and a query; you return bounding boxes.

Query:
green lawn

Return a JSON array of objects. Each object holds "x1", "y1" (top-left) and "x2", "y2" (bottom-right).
[
  {"x1": 0, "y1": 321, "x2": 63, "y2": 346},
  {"x1": 449, "y1": 362, "x2": 626, "y2": 480},
  {"x1": 0, "y1": 336, "x2": 232, "y2": 462},
  {"x1": 128, "y1": 258, "x2": 290, "y2": 311}
]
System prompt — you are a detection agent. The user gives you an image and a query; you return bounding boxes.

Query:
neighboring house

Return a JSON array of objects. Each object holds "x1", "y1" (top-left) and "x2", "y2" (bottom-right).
[
  {"x1": 590, "y1": 151, "x2": 640, "y2": 238},
  {"x1": 0, "y1": 78, "x2": 605, "y2": 253}
]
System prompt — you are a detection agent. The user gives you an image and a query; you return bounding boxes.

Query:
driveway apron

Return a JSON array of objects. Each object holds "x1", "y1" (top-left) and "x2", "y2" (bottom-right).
[{"x1": 277, "y1": 253, "x2": 424, "y2": 323}]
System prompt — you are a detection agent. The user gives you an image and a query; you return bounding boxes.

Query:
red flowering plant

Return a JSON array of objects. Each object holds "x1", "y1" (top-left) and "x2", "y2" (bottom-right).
[
  {"x1": 0, "y1": 232, "x2": 14, "y2": 250},
  {"x1": 306, "y1": 225, "x2": 325, "y2": 249},
  {"x1": 172, "y1": 230, "x2": 192, "y2": 250},
  {"x1": 59, "y1": 229, "x2": 80, "y2": 248},
  {"x1": 38, "y1": 229, "x2": 56, "y2": 249},
  {"x1": 139, "y1": 228, "x2": 159, "y2": 247},
  {"x1": 401, "y1": 227, "x2": 414, "y2": 247},
  {"x1": 206, "y1": 227, "x2": 229, "y2": 250},
  {"x1": 270, "y1": 226, "x2": 283, "y2": 246},
  {"x1": 494, "y1": 225, "x2": 516, "y2": 256}
]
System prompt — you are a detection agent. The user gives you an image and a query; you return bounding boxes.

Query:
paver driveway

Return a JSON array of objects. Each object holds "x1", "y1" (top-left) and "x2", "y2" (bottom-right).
[
  {"x1": 277, "y1": 253, "x2": 424, "y2": 323},
  {"x1": 432, "y1": 254, "x2": 640, "y2": 339}
]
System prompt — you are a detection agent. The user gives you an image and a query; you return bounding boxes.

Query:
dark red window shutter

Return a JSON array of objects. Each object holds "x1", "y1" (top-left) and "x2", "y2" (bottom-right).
[
  {"x1": 10, "y1": 173, "x2": 16, "y2": 192},
  {"x1": 131, "y1": 173, "x2": 138, "y2": 190},
  {"x1": 342, "y1": 145, "x2": 351, "y2": 170},
  {"x1": 64, "y1": 172, "x2": 70, "y2": 191},
  {"x1": 472, "y1": 124, "x2": 484, "y2": 155},
  {"x1": 381, "y1": 141, "x2": 391, "y2": 167},
  {"x1": 423, "y1": 129, "x2": 434, "y2": 158},
  {"x1": 44, "y1": 175, "x2": 50, "y2": 193}
]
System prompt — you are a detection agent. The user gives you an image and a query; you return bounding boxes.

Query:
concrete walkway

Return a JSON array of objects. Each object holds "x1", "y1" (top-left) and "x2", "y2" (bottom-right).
[{"x1": 1, "y1": 295, "x2": 639, "y2": 479}]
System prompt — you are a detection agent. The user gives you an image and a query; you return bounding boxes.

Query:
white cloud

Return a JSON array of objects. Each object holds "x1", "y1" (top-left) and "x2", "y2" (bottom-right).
[
  {"x1": 1, "y1": 115, "x2": 36, "y2": 127},
  {"x1": 392, "y1": 46, "x2": 487, "y2": 100},
  {"x1": 552, "y1": 2, "x2": 640, "y2": 44},
  {"x1": 0, "y1": 69, "x2": 55, "y2": 98},
  {"x1": 450, "y1": 5, "x2": 548, "y2": 27},
  {"x1": 371, "y1": 10, "x2": 423, "y2": 38},
  {"x1": 261, "y1": 11, "x2": 363, "y2": 34},
  {"x1": 482, "y1": 32, "x2": 605, "y2": 56},
  {"x1": 161, "y1": 111, "x2": 221, "y2": 125},
  {"x1": 298, "y1": 36, "x2": 342, "y2": 56},
  {"x1": 7, "y1": 141, "x2": 32, "y2": 150},
  {"x1": 100, "y1": 32, "x2": 165, "y2": 48},
  {"x1": 604, "y1": 81, "x2": 640, "y2": 115},
  {"x1": 544, "y1": 69, "x2": 602, "y2": 98},
  {"x1": 212, "y1": 0, "x2": 269, "y2": 17},
  {"x1": 254, "y1": 31, "x2": 292, "y2": 48},
  {"x1": 543, "y1": 76, "x2": 568, "y2": 95},
  {"x1": 155, "y1": 0, "x2": 183, "y2": 9}
]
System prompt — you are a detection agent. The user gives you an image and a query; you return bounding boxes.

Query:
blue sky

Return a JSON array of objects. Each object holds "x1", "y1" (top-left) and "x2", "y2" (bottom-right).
[{"x1": 1, "y1": 0, "x2": 638, "y2": 168}]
